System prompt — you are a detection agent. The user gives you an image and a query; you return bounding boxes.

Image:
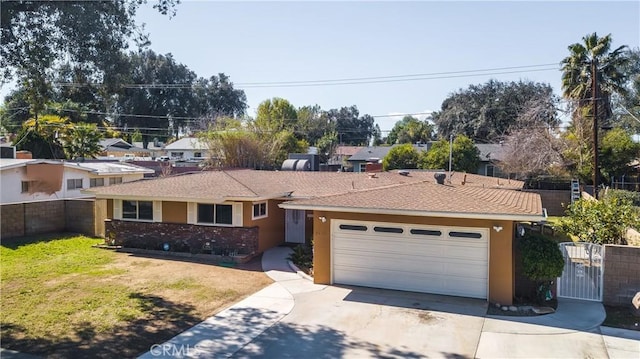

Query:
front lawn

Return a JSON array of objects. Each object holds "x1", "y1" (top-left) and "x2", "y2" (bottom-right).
[{"x1": 0, "y1": 234, "x2": 272, "y2": 358}]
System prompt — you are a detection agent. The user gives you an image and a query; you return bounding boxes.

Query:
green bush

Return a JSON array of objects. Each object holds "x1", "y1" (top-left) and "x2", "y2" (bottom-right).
[
  {"x1": 288, "y1": 244, "x2": 313, "y2": 272},
  {"x1": 558, "y1": 197, "x2": 639, "y2": 244},
  {"x1": 519, "y1": 232, "x2": 564, "y2": 303},
  {"x1": 604, "y1": 189, "x2": 640, "y2": 207}
]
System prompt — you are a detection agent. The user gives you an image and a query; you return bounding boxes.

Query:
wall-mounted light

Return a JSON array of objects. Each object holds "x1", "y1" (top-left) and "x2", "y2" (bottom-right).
[
  {"x1": 318, "y1": 216, "x2": 327, "y2": 223},
  {"x1": 492, "y1": 225, "x2": 503, "y2": 232}
]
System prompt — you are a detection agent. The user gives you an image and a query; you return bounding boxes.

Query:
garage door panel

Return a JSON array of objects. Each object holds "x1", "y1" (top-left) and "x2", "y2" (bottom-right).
[{"x1": 332, "y1": 220, "x2": 489, "y2": 299}]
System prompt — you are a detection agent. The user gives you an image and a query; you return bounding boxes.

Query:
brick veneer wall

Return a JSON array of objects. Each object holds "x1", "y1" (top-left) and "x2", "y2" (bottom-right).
[
  {"x1": 105, "y1": 220, "x2": 259, "y2": 255},
  {"x1": 1, "y1": 204, "x2": 25, "y2": 238},
  {"x1": 523, "y1": 189, "x2": 571, "y2": 216},
  {"x1": 603, "y1": 244, "x2": 640, "y2": 306}
]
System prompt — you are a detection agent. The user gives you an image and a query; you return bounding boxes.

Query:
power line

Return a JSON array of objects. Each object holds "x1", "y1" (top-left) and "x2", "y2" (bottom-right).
[{"x1": 53, "y1": 63, "x2": 561, "y2": 89}]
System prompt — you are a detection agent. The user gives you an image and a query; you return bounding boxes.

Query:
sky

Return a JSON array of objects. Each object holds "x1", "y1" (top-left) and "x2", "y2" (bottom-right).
[{"x1": 2, "y1": 1, "x2": 639, "y2": 134}]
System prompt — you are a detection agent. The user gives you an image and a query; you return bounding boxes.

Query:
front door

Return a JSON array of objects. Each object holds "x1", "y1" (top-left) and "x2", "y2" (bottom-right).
[{"x1": 285, "y1": 209, "x2": 306, "y2": 244}]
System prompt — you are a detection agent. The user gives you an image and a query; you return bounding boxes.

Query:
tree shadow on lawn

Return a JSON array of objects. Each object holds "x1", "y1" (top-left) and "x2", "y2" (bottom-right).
[{"x1": 1, "y1": 293, "x2": 202, "y2": 359}]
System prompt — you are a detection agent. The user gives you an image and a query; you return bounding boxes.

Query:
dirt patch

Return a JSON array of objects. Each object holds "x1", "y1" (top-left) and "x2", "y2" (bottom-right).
[{"x1": 2, "y1": 250, "x2": 272, "y2": 358}]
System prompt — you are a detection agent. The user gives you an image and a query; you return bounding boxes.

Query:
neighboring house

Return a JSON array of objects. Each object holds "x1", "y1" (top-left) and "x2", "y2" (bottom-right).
[
  {"x1": 325, "y1": 145, "x2": 364, "y2": 171},
  {"x1": 99, "y1": 138, "x2": 151, "y2": 159},
  {"x1": 163, "y1": 137, "x2": 209, "y2": 160},
  {"x1": 348, "y1": 144, "x2": 432, "y2": 172},
  {"x1": 133, "y1": 141, "x2": 165, "y2": 159},
  {"x1": 88, "y1": 169, "x2": 544, "y2": 305},
  {"x1": 349, "y1": 143, "x2": 507, "y2": 177},
  {"x1": 0, "y1": 159, "x2": 154, "y2": 204},
  {"x1": 476, "y1": 143, "x2": 507, "y2": 178}
]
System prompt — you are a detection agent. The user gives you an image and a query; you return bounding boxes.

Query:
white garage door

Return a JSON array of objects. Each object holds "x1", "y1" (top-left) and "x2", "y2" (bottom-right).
[{"x1": 332, "y1": 220, "x2": 489, "y2": 299}]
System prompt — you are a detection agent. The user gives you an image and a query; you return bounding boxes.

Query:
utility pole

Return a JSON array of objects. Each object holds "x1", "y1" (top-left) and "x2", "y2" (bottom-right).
[
  {"x1": 448, "y1": 134, "x2": 453, "y2": 174},
  {"x1": 591, "y1": 59, "x2": 599, "y2": 199}
]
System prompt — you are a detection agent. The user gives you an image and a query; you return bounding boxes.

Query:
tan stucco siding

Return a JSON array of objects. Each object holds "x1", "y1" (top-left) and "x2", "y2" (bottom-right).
[
  {"x1": 162, "y1": 201, "x2": 187, "y2": 223},
  {"x1": 312, "y1": 211, "x2": 514, "y2": 305}
]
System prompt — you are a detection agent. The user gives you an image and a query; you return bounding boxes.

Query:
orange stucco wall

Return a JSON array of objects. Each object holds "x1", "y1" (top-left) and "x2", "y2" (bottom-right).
[
  {"x1": 312, "y1": 211, "x2": 515, "y2": 305},
  {"x1": 162, "y1": 201, "x2": 187, "y2": 223},
  {"x1": 243, "y1": 200, "x2": 286, "y2": 252}
]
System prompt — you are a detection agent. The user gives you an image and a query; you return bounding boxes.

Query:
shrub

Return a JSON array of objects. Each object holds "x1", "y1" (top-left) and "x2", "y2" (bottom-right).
[
  {"x1": 558, "y1": 197, "x2": 639, "y2": 244},
  {"x1": 518, "y1": 232, "x2": 564, "y2": 303},
  {"x1": 604, "y1": 189, "x2": 640, "y2": 207},
  {"x1": 288, "y1": 244, "x2": 313, "y2": 273}
]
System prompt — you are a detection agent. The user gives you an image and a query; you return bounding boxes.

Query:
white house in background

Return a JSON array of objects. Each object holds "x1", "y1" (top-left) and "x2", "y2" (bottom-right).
[
  {"x1": 0, "y1": 159, "x2": 154, "y2": 204},
  {"x1": 163, "y1": 137, "x2": 209, "y2": 160}
]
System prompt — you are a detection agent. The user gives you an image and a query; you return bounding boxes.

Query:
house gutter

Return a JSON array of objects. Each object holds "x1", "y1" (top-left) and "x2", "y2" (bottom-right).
[{"x1": 278, "y1": 202, "x2": 547, "y2": 223}]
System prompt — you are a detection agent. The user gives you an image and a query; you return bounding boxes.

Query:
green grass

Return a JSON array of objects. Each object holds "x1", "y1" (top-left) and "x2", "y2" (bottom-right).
[{"x1": 0, "y1": 235, "x2": 147, "y2": 338}]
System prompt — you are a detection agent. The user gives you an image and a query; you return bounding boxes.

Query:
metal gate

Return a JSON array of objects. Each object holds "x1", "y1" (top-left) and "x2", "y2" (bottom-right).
[{"x1": 557, "y1": 242, "x2": 603, "y2": 301}]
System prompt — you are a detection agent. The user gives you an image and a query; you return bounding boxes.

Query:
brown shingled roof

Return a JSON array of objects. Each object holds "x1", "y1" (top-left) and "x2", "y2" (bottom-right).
[
  {"x1": 86, "y1": 169, "x2": 537, "y2": 218},
  {"x1": 280, "y1": 180, "x2": 543, "y2": 220}
]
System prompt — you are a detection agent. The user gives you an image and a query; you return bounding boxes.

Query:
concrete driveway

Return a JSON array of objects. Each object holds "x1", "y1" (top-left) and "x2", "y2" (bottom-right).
[
  {"x1": 140, "y1": 247, "x2": 640, "y2": 359},
  {"x1": 234, "y1": 285, "x2": 487, "y2": 358}
]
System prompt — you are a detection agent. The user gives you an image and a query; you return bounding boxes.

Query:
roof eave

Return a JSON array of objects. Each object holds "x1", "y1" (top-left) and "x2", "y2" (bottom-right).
[{"x1": 278, "y1": 202, "x2": 547, "y2": 222}]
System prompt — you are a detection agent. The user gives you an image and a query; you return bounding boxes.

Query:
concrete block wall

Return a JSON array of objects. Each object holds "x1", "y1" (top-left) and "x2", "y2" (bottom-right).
[
  {"x1": 1, "y1": 204, "x2": 25, "y2": 238},
  {"x1": 524, "y1": 189, "x2": 571, "y2": 216},
  {"x1": 603, "y1": 244, "x2": 640, "y2": 307},
  {"x1": 105, "y1": 220, "x2": 259, "y2": 255},
  {"x1": 1, "y1": 200, "x2": 101, "y2": 239},
  {"x1": 65, "y1": 199, "x2": 96, "y2": 236},
  {"x1": 24, "y1": 200, "x2": 65, "y2": 235}
]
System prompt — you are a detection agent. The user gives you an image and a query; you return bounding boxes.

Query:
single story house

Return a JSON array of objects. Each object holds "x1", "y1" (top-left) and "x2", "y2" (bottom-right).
[
  {"x1": 87, "y1": 169, "x2": 544, "y2": 305},
  {"x1": 476, "y1": 143, "x2": 507, "y2": 178},
  {"x1": 99, "y1": 138, "x2": 152, "y2": 159},
  {"x1": 1, "y1": 159, "x2": 154, "y2": 204},
  {"x1": 348, "y1": 143, "x2": 508, "y2": 178},
  {"x1": 163, "y1": 137, "x2": 209, "y2": 160}
]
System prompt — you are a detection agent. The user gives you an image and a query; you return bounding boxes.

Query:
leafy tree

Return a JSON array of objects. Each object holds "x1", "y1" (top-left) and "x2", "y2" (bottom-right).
[
  {"x1": 382, "y1": 144, "x2": 420, "y2": 170},
  {"x1": 1, "y1": 0, "x2": 179, "y2": 83},
  {"x1": 386, "y1": 116, "x2": 434, "y2": 145},
  {"x1": 64, "y1": 123, "x2": 103, "y2": 160},
  {"x1": 13, "y1": 115, "x2": 69, "y2": 159},
  {"x1": 296, "y1": 105, "x2": 332, "y2": 145},
  {"x1": 255, "y1": 98, "x2": 298, "y2": 133},
  {"x1": 558, "y1": 197, "x2": 639, "y2": 245},
  {"x1": 326, "y1": 106, "x2": 375, "y2": 145},
  {"x1": 316, "y1": 131, "x2": 339, "y2": 164},
  {"x1": 420, "y1": 135, "x2": 479, "y2": 173},
  {"x1": 517, "y1": 232, "x2": 564, "y2": 303},
  {"x1": 614, "y1": 48, "x2": 640, "y2": 134},
  {"x1": 114, "y1": 50, "x2": 196, "y2": 147},
  {"x1": 432, "y1": 80, "x2": 558, "y2": 142},
  {"x1": 190, "y1": 74, "x2": 247, "y2": 130},
  {"x1": 599, "y1": 128, "x2": 640, "y2": 181}
]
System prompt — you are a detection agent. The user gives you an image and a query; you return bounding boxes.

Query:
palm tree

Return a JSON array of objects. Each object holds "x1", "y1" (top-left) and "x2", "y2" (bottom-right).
[
  {"x1": 560, "y1": 33, "x2": 630, "y2": 192},
  {"x1": 561, "y1": 32, "x2": 629, "y2": 124},
  {"x1": 64, "y1": 122, "x2": 103, "y2": 161}
]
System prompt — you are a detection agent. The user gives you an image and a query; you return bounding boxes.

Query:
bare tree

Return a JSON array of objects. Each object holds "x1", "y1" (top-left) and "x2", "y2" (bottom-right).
[{"x1": 499, "y1": 128, "x2": 568, "y2": 178}]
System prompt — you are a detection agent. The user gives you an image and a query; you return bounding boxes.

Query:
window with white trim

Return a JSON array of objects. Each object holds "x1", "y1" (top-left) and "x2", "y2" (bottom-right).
[
  {"x1": 90, "y1": 178, "x2": 104, "y2": 187},
  {"x1": 359, "y1": 163, "x2": 367, "y2": 172},
  {"x1": 109, "y1": 177, "x2": 123, "y2": 185},
  {"x1": 67, "y1": 178, "x2": 83, "y2": 190},
  {"x1": 252, "y1": 202, "x2": 267, "y2": 219},
  {"x1": 197, "y1": 203, "x2": 233, "y2": 225},
  {"x1": 122, "y1": 200, "x2": 153, "y2": 221}
]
